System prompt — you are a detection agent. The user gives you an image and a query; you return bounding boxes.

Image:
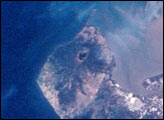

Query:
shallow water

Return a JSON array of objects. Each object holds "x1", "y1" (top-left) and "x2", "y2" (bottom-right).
[{"x1": 87, "y1": 1, "x2": 163, "y2": 96}]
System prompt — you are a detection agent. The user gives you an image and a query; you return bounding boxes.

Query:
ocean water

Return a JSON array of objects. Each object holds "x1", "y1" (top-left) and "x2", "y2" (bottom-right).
[
  {"x1": 1, "y1": 1, "x2": 163, "y2": 119},
  {"x1": 1, "y1": 1, "x2": 91, "y2": 118}
]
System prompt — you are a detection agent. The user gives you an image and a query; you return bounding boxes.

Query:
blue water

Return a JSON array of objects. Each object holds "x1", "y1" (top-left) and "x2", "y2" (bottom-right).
[
  {"x1": 1, "y1": 1, "x2": 163, "y2": 119},
  {"x1": 1, "y1": 1, "x2": 91, "y2": 119}
]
